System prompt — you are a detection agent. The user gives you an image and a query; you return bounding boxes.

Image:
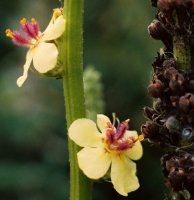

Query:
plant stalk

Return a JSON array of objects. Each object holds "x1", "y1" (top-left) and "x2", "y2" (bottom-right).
[
  {"x1": 62, "y1": 0, "x2": 92, "y2": 199},
  {"x1": 172, "y1": 14, "x2": 192, "y2": 200}
]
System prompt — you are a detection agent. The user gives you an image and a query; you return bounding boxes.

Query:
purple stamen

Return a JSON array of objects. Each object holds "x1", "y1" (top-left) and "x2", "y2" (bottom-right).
[
  {"x1": 21, "y1": 20, "x2": 39, "y2": 39},
  {"x1": 31, "y1": 21, "x2": 40, "y2": 36},
  {"x1": 117, "y1": 141, "x2": 133, "y2": 151},
  {"x1": 114, "y1": 120, "x2": 129, "y2": 140},
  {"x1": 106, "y1": 129, "x2": 115, "y2": 144},
  {"x1": 12, "y1": 31, "x2": 29, "y2": 46}
]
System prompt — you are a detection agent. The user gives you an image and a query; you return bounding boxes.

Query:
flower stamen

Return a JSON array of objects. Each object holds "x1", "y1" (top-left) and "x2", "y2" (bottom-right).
[
  {"x1": 5, "y1": 29, "x2": 14, "y2": 38},
  {"x1": 20, "y1": 17, "x2": 40, "y2": 39}
]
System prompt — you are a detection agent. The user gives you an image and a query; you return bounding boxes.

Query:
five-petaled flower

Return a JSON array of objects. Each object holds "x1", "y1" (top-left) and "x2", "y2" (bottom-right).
[
  {"x1": 68, "y1": 114, "x2": 144, "y2": 196},
  {"x1": 6, "y1": 8, "x2": 65, "y2": 87}
]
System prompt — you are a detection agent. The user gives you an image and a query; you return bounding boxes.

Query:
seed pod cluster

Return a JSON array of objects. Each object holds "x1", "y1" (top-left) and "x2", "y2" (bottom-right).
[
  {"x1": 161, "y1": 152, "x2": 194, "y2": 196},
  {"x1": 142, "y1": 55, "x2": 194, "y2": 146},
  {"x1": 143, "y1": 0, "x2": 194, "y2": 197}
]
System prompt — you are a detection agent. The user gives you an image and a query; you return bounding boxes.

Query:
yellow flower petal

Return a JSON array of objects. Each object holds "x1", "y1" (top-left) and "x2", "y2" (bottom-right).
[
  {"x1": 111, "y1": 154, "x2": 139, "y2": 196},
  {"x1": 124, "y1": 131, "x2": 143, "y2": 160},
  {"x1": 42, "y1": 15, "x2": 65, "y2": 41},
  {"x1": 33, "y1": 42, "x2": 58, "y2": 73},
  {"x1": 68, "y1": 119, "x2": 101, "y2": 147},
  {"x1": 16, "y1": 49, "x2": 34, "y2": 87},
  {"x1": 97, "y1": 114, "x2": 111, "y2": 132},
  {"x1": 78, "y1": 147, "x2": 111, "y2": 179}
]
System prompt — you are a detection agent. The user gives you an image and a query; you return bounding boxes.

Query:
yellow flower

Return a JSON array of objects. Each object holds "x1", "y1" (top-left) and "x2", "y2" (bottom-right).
[
  {"x1": 68, "y1": 114, "x2": 144, "y2": 196},
  {"x1": 6, "y1": 8, "x2": 65, "y2": 87}
]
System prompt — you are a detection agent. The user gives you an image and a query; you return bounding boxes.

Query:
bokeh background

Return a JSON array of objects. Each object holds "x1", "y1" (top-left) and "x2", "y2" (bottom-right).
[{"x1": 0, "y1": 0, "x2": 168, "y2": 199}]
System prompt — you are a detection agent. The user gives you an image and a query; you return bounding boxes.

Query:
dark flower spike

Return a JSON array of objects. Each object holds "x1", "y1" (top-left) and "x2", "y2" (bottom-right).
[{"x1": 143, "y1": 0, "x2": 194, "y2": 198}]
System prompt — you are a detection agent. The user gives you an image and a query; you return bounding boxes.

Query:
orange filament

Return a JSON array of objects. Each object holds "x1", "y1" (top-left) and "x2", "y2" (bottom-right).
[
  {"x1": 138, "y1": 134, "x2": 144, "y2": 142},
  {"x1": 5, "y1": 29, "x2": 14, "y2": 38},
  {"x1": 128, "y1": 134, "x2": 144, "y2": 145},
  {"x1": 20, "y1": 18, "x2": 27, "y2": 25}
]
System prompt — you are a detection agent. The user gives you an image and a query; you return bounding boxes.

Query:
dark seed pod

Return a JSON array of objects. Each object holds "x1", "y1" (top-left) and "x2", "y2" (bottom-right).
[
  {"x1": 176, "y1": 73, "x2": 185, "y2": 86},
  {"x1": 169, "y1": 79, "x2": 180, "y2": 91},
  {"x1": 163, "y1": 58, "x2": 176, "y2": 67},
  {"x1": 161, "y1": 152, "x2": 194, "y2": 193},
  {"x1": 164, "y1": 67, "x2": 178, "y2": 80},
  {"x1": 170, "y1": 96, "x2": 179, "y2": 107},
  {"x1": 167, "y1": 168, "x2": 186, "y2": 191},
  {"x1": 174, "y1": 0, "x2": 192, "y2": 7},
  {"x1": 157, "y1": 0, "x2": 174, "y2": 12},
  {"x1": 148, "y1": 19, "x2": 168, "y2": 40},
  {"x1": 148, "y1": 79, "x2": 164, "y2": 98},
  {"x1": 143, "y1": 106, "x2": 156, "y2": 120},
  {"x1": 141, "y1": 121, "x2": 159, "y2": 139},
  {"x1": 179, "y1": 96, "x2": 190, "y2": 113},
  {"x1": 185, "y1": 93, "x2": 194, "y2": 108}
]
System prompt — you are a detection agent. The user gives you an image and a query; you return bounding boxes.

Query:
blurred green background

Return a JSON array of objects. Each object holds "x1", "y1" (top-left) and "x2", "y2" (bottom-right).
[{"x1": 0, "y1": 0, "x2": 167, "y2": 199}]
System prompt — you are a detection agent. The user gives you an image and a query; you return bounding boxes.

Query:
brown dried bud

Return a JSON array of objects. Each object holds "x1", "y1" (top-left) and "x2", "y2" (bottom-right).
[
  {"x1": 157, "y1": 0, "x2": 174, "y2": 11},
  {"x1": 141, "y1": 121, "x2": 159, "y2": 139},
  {"x1": 162, "y1": 152, "x2": 194, "y2": 193},
  {"x1": 185, "y1": 93, "x2": 194, "y2": 108},
  {"x1": 170, "y1": 96, "x2": 179, "y2": 107},
  {"x1": 148, "y1": 19, "x2": 167, "y2": 40},
  {"x1": 143, "y1": 106, "x2": 156, "y2": 120},
  {"x1": 176, "y1": 73, "x2": 185, "y2": 85},
  {"x1": 174, "y1": 0, "x2": 192, "y2": 7},
  {"x1": 167, "y1": 168, "x2": 186, "y2": 191},
  {"x1": 163, "y1": 58, "x2": 176, "y2": 69},
  {"x1": 169, "y1": 79, "x2": 180, "y2": 91},
  {"x1": 148, "y1": 79, "x2": 164, "y2": 98},
  {"x1": 164, "y1": 67, "x2": 178, "y2": 80},
  {"x1": 179, "y1": 96, "x2": 190, "y2": 113}
]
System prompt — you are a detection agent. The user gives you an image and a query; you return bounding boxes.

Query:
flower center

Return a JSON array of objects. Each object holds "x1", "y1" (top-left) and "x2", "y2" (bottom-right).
[{"x1": 103, "y1": 118, "x2": 144, "y2": 153}]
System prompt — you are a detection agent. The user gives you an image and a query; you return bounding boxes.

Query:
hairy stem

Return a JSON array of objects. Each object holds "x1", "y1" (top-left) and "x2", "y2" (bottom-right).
[
  {"x1": 173, "y1": 35, "x2": 191, "y2": 73},
  {"x1": 62, "y1": 0, "x2": 92, "y2": 199}
]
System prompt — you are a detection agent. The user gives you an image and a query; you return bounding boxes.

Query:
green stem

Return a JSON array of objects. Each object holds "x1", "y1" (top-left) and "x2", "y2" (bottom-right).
[
  {"x1": 173, "y1": 35, "x2": 191, "y2": 73},
  {"x1": 172, "y1": 11, "x2": 191, "y2": 73},
  {"x1": 62, "y1": 0, "x2": 92, "y2": 199}
]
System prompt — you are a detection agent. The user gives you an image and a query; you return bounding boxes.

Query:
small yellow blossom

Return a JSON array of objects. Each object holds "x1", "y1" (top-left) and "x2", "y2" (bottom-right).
[
  {"x1": 6, "y1": 8, "x2": 65, "y2": 87},
  {"x1": 68, "y1": 114, "x2": 143, "y2": 196}
]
